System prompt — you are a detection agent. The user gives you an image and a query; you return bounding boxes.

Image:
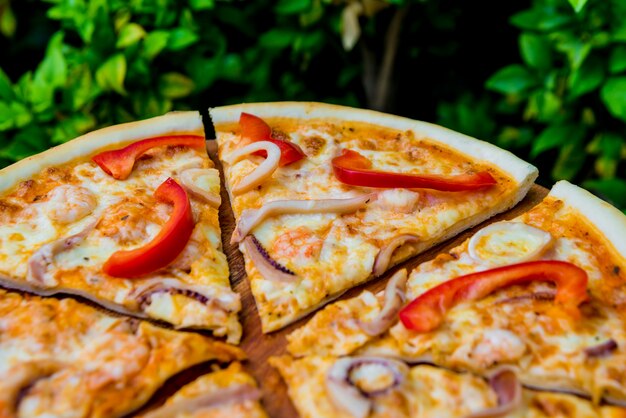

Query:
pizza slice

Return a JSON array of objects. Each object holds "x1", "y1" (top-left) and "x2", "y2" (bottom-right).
[
  {"x1": 0, "y1": 289, "x2": 244, "y2": 418},
  {"x1": 0, "y1": 112, "x2": 242, "y2": 343},
  {"x1": 287, "y1": 180, "x2": 626, "y2": 406},
  {"x1": 139, "y1": 362, "x2": 267, "y2": 418},
  {"x1": 271, "y1": 355, "x2": 626, "y2": 418},
  {"x1": 209, "y1": 102, "x2": 538, "y2": 332}
]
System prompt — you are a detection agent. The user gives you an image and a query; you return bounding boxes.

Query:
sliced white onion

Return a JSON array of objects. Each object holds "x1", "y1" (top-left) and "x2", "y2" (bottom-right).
[
  {"x1": 468, "y1": 222, "x2": 554, "y2": 265},
  {"x1": 242, "y1": 235, "x2": 296, "y2": 283},
  {"x1": 26, "y1": 221, "x2": 97, "y2": 287},
  {"x1": 359, "y1": 269, "x2": 407, "y2": 336},
  {"x1": 225, "y1": 141, "x2": 281, "y2": 195},
  {"x1": 231, "y1": 194, "x2": 376, "y2": 244},
  {"x1": 142, "y1": 384, "x2": 261, "y2": 418},
  {"x1": 466, "y1": 366, "x2": 522, "y2": 418},
  {"x1": 180, "y1": 168, "x2": 221, "y2": 208},
  {"x1": 326, "y1": 356, "x2": 408, "y2": 418},
  {"x1": 372, "y1": 235, "x2": 420, "y2": 277}
]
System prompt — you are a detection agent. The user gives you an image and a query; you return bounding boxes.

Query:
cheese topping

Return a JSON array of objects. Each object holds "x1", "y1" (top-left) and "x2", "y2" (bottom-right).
[
  {"x1": 0, "y1": 144, "x2": 242, "y2": 343},
  {"x1": 217, "y1": 117, "x2": 517, "y2": 331}
]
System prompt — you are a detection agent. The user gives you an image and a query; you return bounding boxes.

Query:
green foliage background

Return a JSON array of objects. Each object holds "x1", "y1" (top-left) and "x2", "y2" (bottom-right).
[{"x1": 0, "y1": 0, "x2": 625, "y2": 209}]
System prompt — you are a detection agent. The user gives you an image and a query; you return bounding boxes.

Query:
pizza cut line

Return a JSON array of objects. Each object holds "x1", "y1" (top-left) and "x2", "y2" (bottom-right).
[
  {"x1": 283, "y1": 180, "x2": 626, "y2": 412},
  {"x1": 0, "y1": 111, "x2": 242, "y2": 344},
  {"x1": 0, "y1": 288, "x2": 244, "y2": 418},
  {"x1": 210, "y1": 102, "x2": 538, "y2": 333}
]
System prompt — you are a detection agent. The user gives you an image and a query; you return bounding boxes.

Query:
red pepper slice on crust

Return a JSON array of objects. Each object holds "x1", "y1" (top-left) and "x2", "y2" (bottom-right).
[
  {"x1": 332, "y1": 149, "x2": 497, "y2": 191},
  {"x1": 93, "y1": 135, "x2": 205, "y2": 180},
  {"x1": 239, "y1": 112, "x2": 305, "y2": 166},
  {"x1": 399, "y1": 260, "x2": 589, "y2": 332},
  {"x1": 103, "y1": 178, "x2": 194, "y2": 278}
]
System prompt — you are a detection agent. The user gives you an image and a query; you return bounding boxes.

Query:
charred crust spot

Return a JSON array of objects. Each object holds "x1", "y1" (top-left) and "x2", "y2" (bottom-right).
[
  {"x1": 16, "y1": 180, "x2": 35, "y2": 197},
  {"x1": 302, "y1": 136, "x2": 326, "y2": 156},
  {"x1": 449, "y1": 252, "x2": 459, "y2": 259},
  {"x1": 138, "y1": 154, "x2": 154, "y2": 161},
  {"x1": 271, "y1": 129, "x2": 289, "y2": 141},
  {"x1": 120, "y1": 215, "x2": 129, "y2": 221},
  {"x1": 613, "y1": 266, "x2": 620, "y2": 275}
]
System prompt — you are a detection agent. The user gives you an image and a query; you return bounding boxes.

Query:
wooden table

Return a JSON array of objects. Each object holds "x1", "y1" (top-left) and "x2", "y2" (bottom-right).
[{"x1": 137, "y1": 142, "x2": 548, "y2": 417}]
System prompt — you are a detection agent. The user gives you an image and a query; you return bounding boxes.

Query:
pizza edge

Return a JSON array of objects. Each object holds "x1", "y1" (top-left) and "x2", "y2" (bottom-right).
[{"x1": 0, "y1": 111, "x2": 204, "y2": 194}]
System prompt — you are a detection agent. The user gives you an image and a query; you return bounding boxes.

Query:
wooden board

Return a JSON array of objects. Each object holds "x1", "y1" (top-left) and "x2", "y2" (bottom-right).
[{"x1": 205, "y1": 142, "x2": 549, "y2": 418}]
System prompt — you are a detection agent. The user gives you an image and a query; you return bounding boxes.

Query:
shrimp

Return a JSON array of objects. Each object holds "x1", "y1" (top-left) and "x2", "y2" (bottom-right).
[{"x1": 46, "y1": 185, "x2": 97, "y2": 224}]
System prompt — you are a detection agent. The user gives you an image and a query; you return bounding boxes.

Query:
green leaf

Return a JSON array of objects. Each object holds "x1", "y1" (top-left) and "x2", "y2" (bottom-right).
[
  {"x1": 0, "y1": 101, "x2": 13, "y2": 130},
  {"x1": 601, "y1": 77, "x2": 626, "y2": 122},
  {"x1": 1, "y1": 3, "x2": 16, "y2": 38},
  {"x1": 591, "y1": 132, "x2": 623, "y2": 179},
  {"x1": 260, "y1": 29, "x2": 296, "y2": 49},
  {"x1": 567, "y1": 0, "x2": 588, "y2": 13},
  {"x1": 486, "y1": 65, "x2": 537, "y2": 95},
  {"x1": 167, "y1": 27, "x2": 199, "y2": 51},
  {"x1": 34, "y1": 32, "x2": 67, "y2": 89},
  {"x1": 189, "y1": 0, "x2": 214, "y2": 10},
  {"x1": 143, "y1": 30, "x2": 170, "y2": 59},
  {"x1": 583, "y1": 179, "x2": 626, "y2": 209},
  {"x1": 554, "y1": 33, "x2": 591, "y2": 70},
  {"x1": 51, "y1": 113, "x2": 97, "y2": 144},
  {"x1": 95, "y1": 54, "x2": 127, "y2": 95},
  {"x1": 551, "y1": 136, "x2": 586, "y2": 180},
  {"x1": 520, "y1": 33, "x2": 552, "y2": 69},
  {"x1": 531, "y1": 123, "x2": 583, "y2": 158},
  {"x1": 10, "y1": 102, "x2": 32, "y2": 128},
  {"x1": 0, "y1": 125, "x2": 48, "y2": 161},
  {"x1": 0, "y1": 67, "x2": 14, "y2": 101},
  {"x1": 525, "y1": 90, "x2": 562, "y2": 122},
  {"x1": 116, "y1": 22, "x2": 146, "y2": 49},
  {"x1": 158, "y1": 72, "x2": 195, "y2": 99},
  {"x1": 609, "y1": 46, "x2": 626, "y2": 74},
  {"x1": 275, "y1": 0, "x2": 311, "y2": 15},
  {"x1": 510, "y1": 9, "x2": 572, "y2": 31},
  {"x1": 568, "y1": 56, "x2": 604, "y2": 99},
  {"x1": 69, "y1": 65, "x2": 100, "y2": 111}
]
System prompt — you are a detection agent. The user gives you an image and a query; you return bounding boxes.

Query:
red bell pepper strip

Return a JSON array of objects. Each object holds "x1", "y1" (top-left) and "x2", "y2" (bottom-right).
[
  {"x1": 103, "y1": 178, "x2": 195, "y2": 278},
  {"x1": 332, "y1": 149, "x2": 497, "y2": 191},
  {"x1": 399, "y1": 260, "x2": 589, "y2": 332},
  {"x1": 93, "y1": 135, "x2": 205, "y2": 180},
  {"x1": 239, "y1": 112, "x2": 305, "y2": 166}
]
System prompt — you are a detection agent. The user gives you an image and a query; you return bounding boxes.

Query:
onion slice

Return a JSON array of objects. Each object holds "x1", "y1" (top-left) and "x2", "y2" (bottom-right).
[
  {"x1": 584, "y1": 339, "x2": 618, "y2": 358},
  {"x1": 26, "y1": 221, "x2": 97, "y2": 287},
  {"x1": 132, "y1": 278, "x2": 241, "y2": 312},
  {"x1": 141, "y1": 384, "x2": 261, "y2": 418},
  {"x1": 225, "y1": 141, "x2": 281, "y2": 195},
  {"x1": 180, "y1": 168, "x2": 221, "y2": 208},
  {"x1": 466, "y1": 367, "x2": 522, "y2": 418},
  {"x1": 468, "y1": 222, "x2": 554, "y2": 266},
  {"x1": 326, "y1": 356, "x2": 408, "y2": 418},
  {"x1": 358, "y1": 269, "x2": 407, "y2": 336},
  {"x1": 231, "y1": 194, "x2": 375, "y2": 244},
  {"x1": 243, "y1": 235, "x2": 296, "y2": 283},
  {"x1": 372, "y1": 235, "x2": 420, "y2": 277}
]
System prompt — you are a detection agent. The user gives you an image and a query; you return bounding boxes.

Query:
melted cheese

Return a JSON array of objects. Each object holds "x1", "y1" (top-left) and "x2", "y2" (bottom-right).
[
  {"x1": 217, "y1": 117, "x2": 518, "y2": 332},
  {"x1": 0, "y1": 144, "x2": 241, "y2": 343}
]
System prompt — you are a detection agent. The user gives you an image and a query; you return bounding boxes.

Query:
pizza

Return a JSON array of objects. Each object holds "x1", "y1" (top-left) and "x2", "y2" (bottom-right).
[
  {"x1": 0, "y1": 111, "x2": 242, "y2": 344},
  {"x1": 271, "y1": 355, "x2": 626, "y2": 418},
  {"x1": 139, "y1": 362, "x2": 267, "y2": 418},
  {"x1": 0, "y1": 288, "x2": 244, "y2": 418},
  {"x1": 283, "y1": 180, "x2": 626, "y2": 408},
  {"x1": 209, "y1": 102, "x2": 538, "y2": 332}
]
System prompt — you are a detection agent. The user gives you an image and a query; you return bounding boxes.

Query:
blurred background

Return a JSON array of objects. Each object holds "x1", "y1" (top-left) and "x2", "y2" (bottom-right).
[{"x1": 0, "y1": 0, "x2": 624, "y2": 209}]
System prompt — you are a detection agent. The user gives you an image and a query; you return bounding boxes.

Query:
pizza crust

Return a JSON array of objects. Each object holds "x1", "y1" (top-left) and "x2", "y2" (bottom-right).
[
  {"x1": 550, "y1": 180, "x2": 626, "y2": 262},
  {"x1": 209, "y1": 102, "x2": 538, "y2": 187},
  {"x1": 0, "y1": 111, "x2": 203, "y2": 194}
]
